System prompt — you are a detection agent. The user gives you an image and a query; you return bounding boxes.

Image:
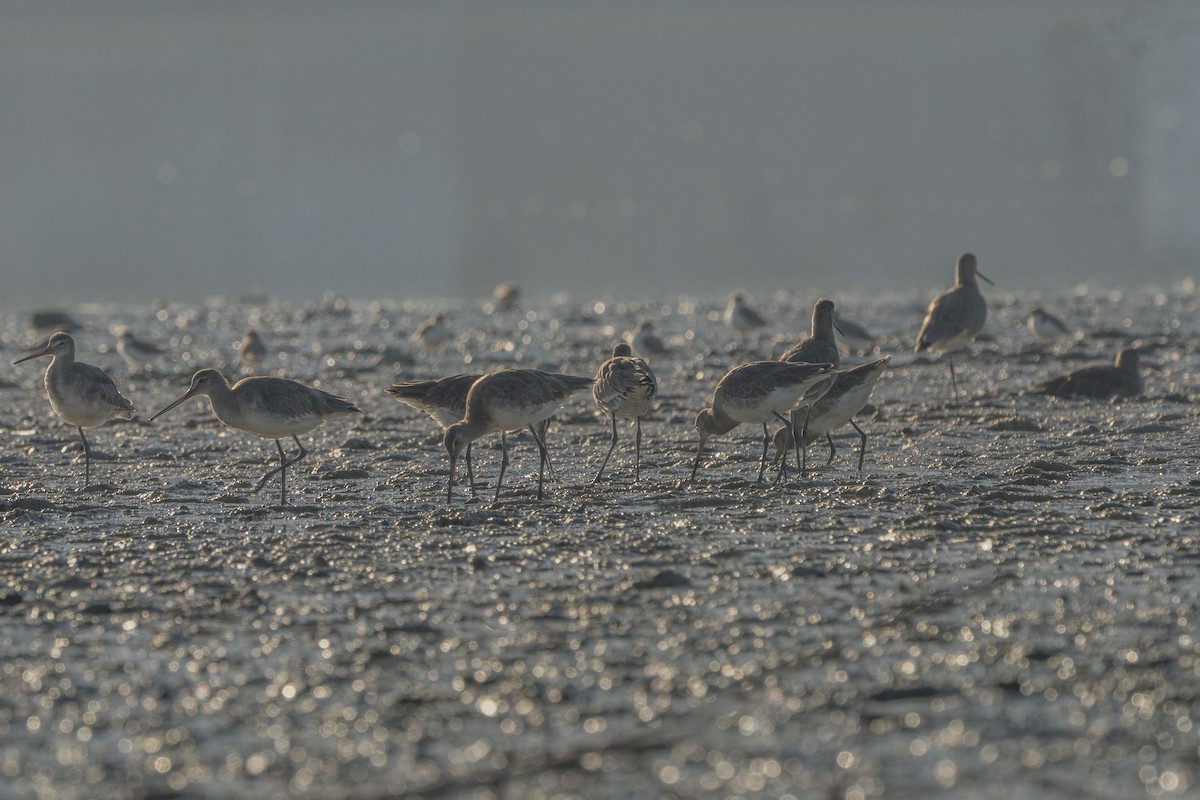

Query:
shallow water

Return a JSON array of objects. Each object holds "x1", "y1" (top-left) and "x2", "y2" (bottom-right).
[{"x1": 1, "y1": 285, "x2": 1199, "y2": 799}]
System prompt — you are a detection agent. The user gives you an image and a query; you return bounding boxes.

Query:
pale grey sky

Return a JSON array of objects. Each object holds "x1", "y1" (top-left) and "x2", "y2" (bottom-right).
[{"x1": 2, "y1": 1, "x2": 1198, "y2": 306}]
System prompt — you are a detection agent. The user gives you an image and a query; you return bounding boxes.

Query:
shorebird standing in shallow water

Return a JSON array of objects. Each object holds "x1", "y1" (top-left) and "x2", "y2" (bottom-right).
[
  {"x1": 13, "y1": 332, "x2": 136, "y2": 488},
  {"x1": 150, "y1": 369, "x2": 362, "y2": 505},
  {"x1": 387, "y1": 374, "x2": 482, "y2": 493},
  {"x1": 592, "y1": 343, "x2": 658, "y2": 483},
  {"x1": 773, "y1": 355, "x2": 892, "y2": 476},
  {"x1": 1034, "y1": 347, "x2": 1142, "y2": 400},
  {"x1": 1028, "y1": 306, "x2": 1072, "y2": 343},
  {"x1": 914, "y1": 252, "x2": 992, "y2": 401},
  {"x1": 692, "y1": 361, "x2": 834, "y2": 483},
  {"x1": 724, "y1": 292, "x2": 769, "y2": 334},
  {"x1": 443, "y1": 369, "x2": 593, "y2": 503},
  {"x1": 116, "y1": 328, "x2": 169, "y2": 371}
]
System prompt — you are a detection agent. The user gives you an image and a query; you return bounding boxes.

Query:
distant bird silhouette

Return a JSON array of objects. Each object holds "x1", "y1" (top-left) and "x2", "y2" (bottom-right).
[
  {"x1": 724, "y1": 292, "x2": 769, "y2": 334},
  {"x1": 1028, "y1": 306, "x2": 1072, "y2": 343},
  {"x1": 238, "y1": 328, "x2": 268, "y2": 367},
  {"x1": 116, "y1": 329, "x2": 169, "y2": 371},
  {"x1": 411, "y1": 313, "x2": 453, "y2": 348},
  {"x1": 629, "y1": 321, "x2": 670, "y2": 359},
  {"x1": 492, "y1": 282, "x2": 521, "y2": 311}
]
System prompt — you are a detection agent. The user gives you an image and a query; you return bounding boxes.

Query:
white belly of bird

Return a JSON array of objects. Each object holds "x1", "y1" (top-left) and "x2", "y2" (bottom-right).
[
  {"x1": 487, "y1": 399, "x2": 561, "y2": 433},
  {"x1": 728, "y1": 386, "x2": 808, "y2": 425},
  {"x1": 47, "y1": 390, "x2": 118, "y2": 429},
  {"x1": 807, "y1": 383, "x2": 873, "y2": 439},
  {"x1": 219, "y1": 407, "x2": 325, "y2": 439}
]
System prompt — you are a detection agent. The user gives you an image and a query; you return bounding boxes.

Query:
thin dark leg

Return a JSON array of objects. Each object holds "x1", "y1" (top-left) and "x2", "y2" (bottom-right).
[
  {"x1": 773, "y1": 426, "x2": 790, "y2": 484},
  {"x1": 253, "y1": 435, "x2": 307, "y2": 504},
  {"x1": 493, "y1": 431, "x2": 509, "y2": 502},
  {"x1": 466, "y1": 443, "x2": 476, "y2": 496},
  {"x1": 529, "y1": 424, "x2": 554, "y2": 500},
  {"x1": 634, "y1": 416, "x2": 642, "y2": 482},
  {"x1": 593, "y1": 415, "x2": 618, "y2": 484},
  {"x1": 850, "y1": 419, "x2": 868, "y2": 470},
  {"x1": 825, "y1": 433, "x2": 837, "y2": 466},
  {"x1": 756, "y1": 423, "x2": 770, "y2": 482},
  {"x1": 799, "y1": 406, "x2": 812, "y2": 476},
  {"x1": 537, "y1": 420, "x2": 557, "y2": 480},
  {"x1": 770, "y1": 412, "x2": 793, "y2": 484},
  {"x1": 77, "y1": 427, "x2": 91, "y2": 488},
  {"x1": 948, "y1": 356, "x2": 959, "y2": 402}
]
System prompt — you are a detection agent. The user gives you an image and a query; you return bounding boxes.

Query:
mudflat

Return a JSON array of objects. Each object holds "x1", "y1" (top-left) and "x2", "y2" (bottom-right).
[{"x1": 1, "y1": 286, "x2": 1196, "y2": 799}]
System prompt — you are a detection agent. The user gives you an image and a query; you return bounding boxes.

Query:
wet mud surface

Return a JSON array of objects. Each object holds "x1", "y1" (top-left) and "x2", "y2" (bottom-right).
[{"x1": 1, "y1": 286, "x2": 1199, "y2": 799}]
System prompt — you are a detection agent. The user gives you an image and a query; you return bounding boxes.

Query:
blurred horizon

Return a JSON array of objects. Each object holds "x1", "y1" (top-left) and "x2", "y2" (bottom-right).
[{"x1": 3, "y1": 1, "x2": 1199, "y2": 308}]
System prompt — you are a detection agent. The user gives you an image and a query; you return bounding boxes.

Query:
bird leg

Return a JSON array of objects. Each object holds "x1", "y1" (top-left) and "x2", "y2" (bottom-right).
[
  {"x1": 825, "y1": 433, "x2": 837, "y2": 466},
  {"x1": 850, "y1": 419, "x2": 868, "y2": 471},
  {"x1": 756, "y1": 423, "x2": 770, "y2": 482},
  {"x1": 948, "y1": 356, "x2": 960, "y2": 403},
  {"x1": 493, "y1": 431, "x2": 510, "y2": 503},
  {"x1": 592, "y1": 414, "x2": 618, "y2": 484},
  {"x1": 771, "y1": 411, "x2": 794, "y2": 484},
  {"x1": 634, "y1": 416, "x2": 642, "y2": 482},
  {"x1": 253, "y1": 434, "x2": 307, "y2": 505},
  {"x1": 528, "y1": 423, "x2": 554, "y2": 500},
  {"x1": 77, "y1": 426, "x2": 91, "y2": 489},
  {"x1": 799, "y1": 406, "x2": 812, "y2": 476}
]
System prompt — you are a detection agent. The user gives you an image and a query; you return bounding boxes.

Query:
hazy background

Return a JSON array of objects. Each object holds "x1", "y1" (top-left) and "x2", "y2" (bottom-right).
[{"x1": 3, "y1": 1, "x2": 1199, "y2": 307}]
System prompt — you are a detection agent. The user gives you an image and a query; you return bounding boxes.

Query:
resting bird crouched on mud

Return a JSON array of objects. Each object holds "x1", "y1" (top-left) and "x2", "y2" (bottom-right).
[{"x1": 1033, "y1": 348, "x2": 1142, "y2": 400}]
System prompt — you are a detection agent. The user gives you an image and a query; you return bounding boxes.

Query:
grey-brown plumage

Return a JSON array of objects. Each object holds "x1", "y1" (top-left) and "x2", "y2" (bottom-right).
[
  {"x1": 780, "y1": 298, "x2": 841, "y2": 367},
  {"x1": 914, "y1": 252, "x2": 992, "y2": 400},
  {"x1": 692, "y1": 360, "x2": 835, "y2": 483},
  {"x1": 150, "y1": 368, "x2": 361, "y2": 505},
  {"x1": 592, "y1": 343, "x2": 658, "y2": 483},
  {"x1": 387, "y1": 374, "x2": 482, "y2": 493},
  {"x1": 443, "y1": 369, "x2": 594, "y2": 503},
  {"x1": 1034, "y1": 348, "x2": 1142, "y2": 400},
  {"x1": 13, "y1": 332, "x2": 136, "y2": 488}
]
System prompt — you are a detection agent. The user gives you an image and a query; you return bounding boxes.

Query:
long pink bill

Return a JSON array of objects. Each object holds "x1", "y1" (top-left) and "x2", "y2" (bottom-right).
[
  {"x1": 149, "y1": 389, "x2": 196, "y2": 422},
  {"x1": 12, "y1": 346, "x2": 52, "y2": 365}
]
